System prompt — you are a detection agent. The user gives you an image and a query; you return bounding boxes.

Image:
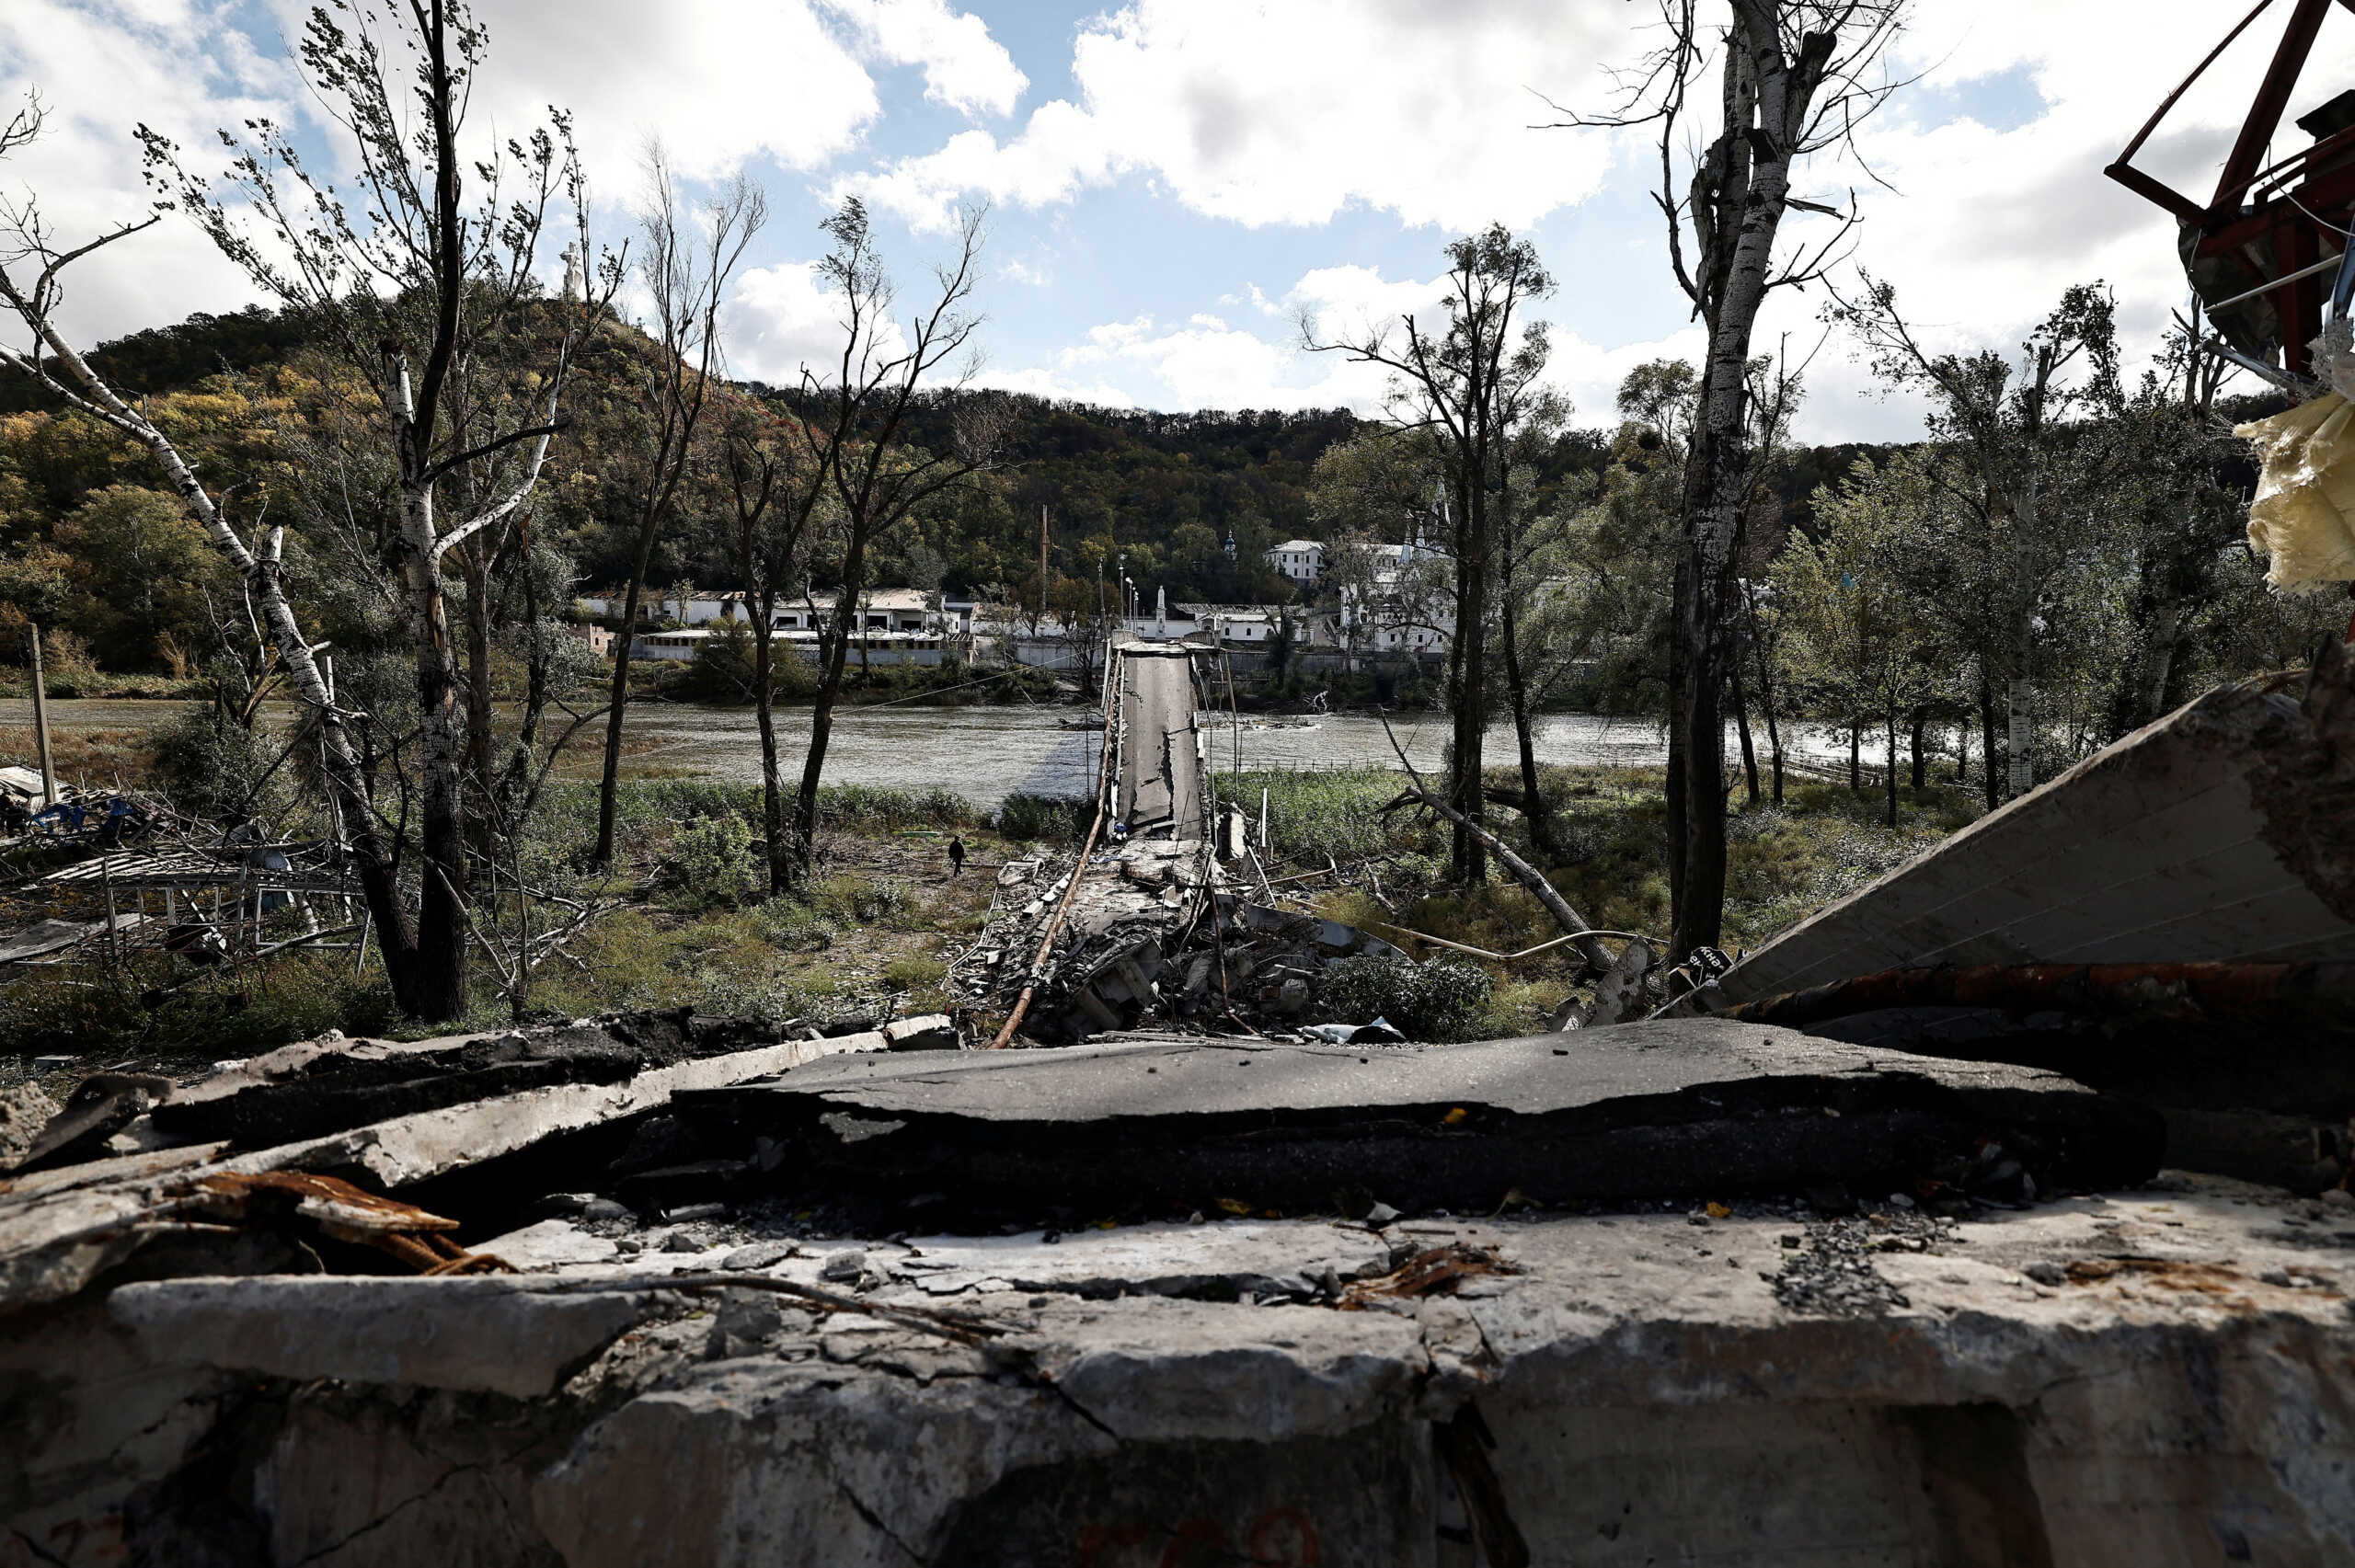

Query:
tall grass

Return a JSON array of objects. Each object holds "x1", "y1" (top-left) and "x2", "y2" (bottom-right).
[
  {"x1": 1212, "y1": 767, "x2": 1426, "y2": 864},
  {"x1": 994, "y1": 791, "x2": 1090, "y2": 841},
  {"x1": 525, "y1": 777, "x2": 978, "y2": 862}
]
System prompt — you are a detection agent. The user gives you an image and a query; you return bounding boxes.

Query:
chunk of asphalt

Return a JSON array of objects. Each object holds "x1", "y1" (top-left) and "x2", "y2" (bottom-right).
[{"x1": 669, "y1": 1017, "x2": 2162, "y2": 1215}]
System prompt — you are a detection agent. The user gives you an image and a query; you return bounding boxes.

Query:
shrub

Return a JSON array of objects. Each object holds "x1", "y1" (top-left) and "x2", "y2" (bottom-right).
[
  {"x1": 666, "y1": 813, "x2": 759, "y2": 910},
  {"x1": 753, "y1": 895, "x2": 835, "y2": 952},
  {"x1": 813, "y1": 873, "x2": 906, "y2": 925},
  {"x1": 1314, "y1": 953, "x2": 1494, "y2": 1043},
  {"x1": 1212, "y1": 768, "x2": 1418, "y2": 863},
  {"x1": 819, "y1": 783, "x2": 979, "y2": 831},
  {"x1": 146, "y1": 704, "x2": 285, "y2": 822},
  {"x1": 995, "y1": 791, "x2": 1088, "y2": 841},
  {"x1": 879, "y1": 952, "x2": 948, "y2": 992}
]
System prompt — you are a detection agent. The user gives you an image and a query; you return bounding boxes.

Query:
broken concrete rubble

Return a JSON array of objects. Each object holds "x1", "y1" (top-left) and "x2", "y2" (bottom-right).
[
  {"x1": 0, "y1": 1082, "x2": 56, "y2": 1171},
  {"x1": 955, "y1": 842, "x2": 1408, "y2": 1041},
  {"x1": 9, "y1": 1173, "x2": 2355, "y2": 1563},
  {"x1": 0, "y1": 1013, "x2": 898, "y2": 1310}
]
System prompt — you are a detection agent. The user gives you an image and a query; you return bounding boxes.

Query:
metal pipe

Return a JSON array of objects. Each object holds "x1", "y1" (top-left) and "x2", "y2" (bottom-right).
[
  {"x1": 2196, "y1": 332, "x2": 2316, "y2": 393},
  {"x1": 2201, "y1": 248, "x2": 2347, "y2": 314},
  {"x1": 1366, "y1": 921, "x2": 1659, "y2": 964}
]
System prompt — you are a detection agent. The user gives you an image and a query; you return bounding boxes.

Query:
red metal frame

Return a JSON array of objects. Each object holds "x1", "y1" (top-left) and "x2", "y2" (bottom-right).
[{"x1": 2108, "y1": 0, "x2": 2355, "y2": 376}]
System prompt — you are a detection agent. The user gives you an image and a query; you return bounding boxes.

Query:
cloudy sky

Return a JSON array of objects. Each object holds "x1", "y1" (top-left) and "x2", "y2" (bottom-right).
[{"x1": 5, "y1": 0, "x2": 2352, "y2": 441}]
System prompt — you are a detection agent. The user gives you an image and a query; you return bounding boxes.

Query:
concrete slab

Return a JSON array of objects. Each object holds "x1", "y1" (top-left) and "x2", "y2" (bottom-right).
[
  {"x1": 1116, "y1": 647, "x2": 1203, "y2": 838},
  {"x1": 107, "y1": 1274, "x2": 670, "y2": 1399},
  {"x1": 1702, "y1": 652, "x2": 2355, "y2": 1011},
  {"x1": 150, "y1": 1025, "x2": 646, "y2": 1148},
  {"x1": 0, "y1": 1027, "x2": 893, "y2": 1312},
  {"x1": 32, "y1": 1176, "x2": 2355, "y2": 1565},
  {"x1": 672, "y1": 1019, "x2": 2163, "y2": 1212}
]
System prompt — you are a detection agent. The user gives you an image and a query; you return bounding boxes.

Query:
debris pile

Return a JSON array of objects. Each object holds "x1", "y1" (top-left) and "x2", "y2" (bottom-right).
[{"x1": 950, "y1": 843, "x2": 1410, "y2": 1040}]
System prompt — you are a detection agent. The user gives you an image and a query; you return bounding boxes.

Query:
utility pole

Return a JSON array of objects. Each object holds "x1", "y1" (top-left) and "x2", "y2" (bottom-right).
[
  {"x1": 26, "y1": 623, "x2": 55, "y2": 808},
  {"x1": 1038, "y1": 505, "x2": 1049, "y2": 615}
]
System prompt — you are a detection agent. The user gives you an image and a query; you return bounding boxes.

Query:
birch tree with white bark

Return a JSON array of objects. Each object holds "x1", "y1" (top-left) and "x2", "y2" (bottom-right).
[{"x1": 127, "y1": 0, "x2": 615, "y2": 1020}]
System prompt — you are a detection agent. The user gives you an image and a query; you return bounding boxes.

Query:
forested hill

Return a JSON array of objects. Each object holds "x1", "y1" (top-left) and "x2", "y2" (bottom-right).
[
  {"x1": 878, "y1": 392, "x2": 1363, "y2": 604},
  {"x1": 3, "y1": 302, "x2": 1891, "y2": 606},
  {"x1": 0, "y1": 305, "x2": 311, "y2": 414}
]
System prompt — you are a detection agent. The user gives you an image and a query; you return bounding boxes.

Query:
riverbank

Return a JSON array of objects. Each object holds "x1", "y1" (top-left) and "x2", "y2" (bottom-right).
[
  {"x1": 0, "y1": 764, "x2": 1979, "y2": 1083},
  {"x1": 2, "y1": 698, "x2": 1855, "y2": 809}
]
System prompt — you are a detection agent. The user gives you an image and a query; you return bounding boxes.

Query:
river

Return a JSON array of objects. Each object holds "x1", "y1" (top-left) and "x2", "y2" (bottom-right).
[{"x1": 0, "y1": 698, "x2": 1850, "y2": 807}]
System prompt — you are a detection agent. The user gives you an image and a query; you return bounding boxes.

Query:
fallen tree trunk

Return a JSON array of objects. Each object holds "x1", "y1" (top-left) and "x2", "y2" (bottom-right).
[{"x1": 1376, "y1": 713, "x2": 1616, "y2": 975}]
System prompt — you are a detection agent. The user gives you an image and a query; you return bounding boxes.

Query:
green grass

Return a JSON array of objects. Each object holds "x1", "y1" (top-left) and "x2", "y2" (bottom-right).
[
  {"x1": 0, "y1": 754, "x2": 1983, "y2": 1063},
  {"x1": 1212, "y1": 767, "x2": 1434, "y2": 864}
]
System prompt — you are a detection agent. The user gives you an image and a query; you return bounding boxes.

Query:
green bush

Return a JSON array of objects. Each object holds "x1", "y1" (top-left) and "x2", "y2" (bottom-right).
[
  {"x1": 819, "y1": 783, "x2": 978, "y2": 830},
  {"x1": 146, "y1": 704, "x2": 285, "y2": 823},
  {"x1": 995, "y1": 791, "x2": 1088, "y2": 841},
  {"x1": 679, "y1": 621, "x2": 821, "y2": 703},
  {"x1": 1212, "y1": 768, "x2": 1418, "y2": 863},
  {"x1": 666, "y1": 813, "x2": 759, "y2": 910},
  {"x1": 1314, "y1": 953, "x2": 1494, "y2": 1043},
  {"x1": 879, "y1": 952, "x2": 948, "y2": 992},
  {"x1": 752, "y1": 875, "x2": 908, "y2": 948},
  {"x1": 814, "y1": 873, "x2": 906, "y2": 925},
  {"x1": 753, "y1": 895, "x2": 835, "y2": 952}
]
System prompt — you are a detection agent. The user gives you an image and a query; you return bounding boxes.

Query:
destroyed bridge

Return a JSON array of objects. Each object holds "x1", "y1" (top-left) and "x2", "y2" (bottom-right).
[{"x1": 8, "y1": 635, "x2": 2355, "y2": 1563}]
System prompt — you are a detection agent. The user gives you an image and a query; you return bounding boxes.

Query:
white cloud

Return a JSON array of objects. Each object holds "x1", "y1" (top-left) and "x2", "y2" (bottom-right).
[
  {"x1": 0, "y1": 0, "x2": 895, "y2": 349},
  {"x1": 989, "y1": 260, "x2": 1465, "y2": 413},
  {"x1": 437, "y1": 0, "x2": 882, "y2": 188},
  {"x1": 820, "y1": 0, "x2": 1027, "y2": 119},
  {"x1": 721, "y1": 260, "x2": 919, "y2": 388},
  {"x1": 1776, "y1": 1, "x2": 2355, "y2": 438},
  {"x1": 0, "y1": 0, "x2": 290, "y2": 348},
  {"x1": 1289, "y1": 264, "x2": 1451, "y2": 339},
  {"x1": 836, "y1": 0, "x2": 1628, "y2": 233},
  {"x1": 973, "y1": 363, "x2": 1138, "y2": 408}
]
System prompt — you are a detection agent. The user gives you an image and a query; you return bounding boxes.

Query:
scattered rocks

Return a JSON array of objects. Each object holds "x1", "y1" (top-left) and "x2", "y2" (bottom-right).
[
  {"x1": 820, "y1": 1248, "x2": 867, "y2": 1282},
  {"x1": 2022, "y1": 1261, "x2": 2067, "y2": 1286},
  {"x1": 1770, "y1": 1211, "x2": 1955, "y2": 1316},
  {"x1": 721, "y1": 1241, "x2": 799, "y2": 1272}
]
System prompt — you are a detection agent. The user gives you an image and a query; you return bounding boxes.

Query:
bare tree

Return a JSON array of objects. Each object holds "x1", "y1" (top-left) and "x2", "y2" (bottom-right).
[
  {"x1": 1304, "y1": 224, "x2": 1554, "y2": 885},
  {"x1": 777, "y1": 198, "x2": 999, "y2": 887},
  {"x1": 720, "y1": 402, "x2": 830, "y2": 895},
  {"x1": 592, "y1": 149, "x2": 765, "y2": 865},
  {"x1": 1555, "y1": 0, "x2": 1909, "y2": 959}
]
